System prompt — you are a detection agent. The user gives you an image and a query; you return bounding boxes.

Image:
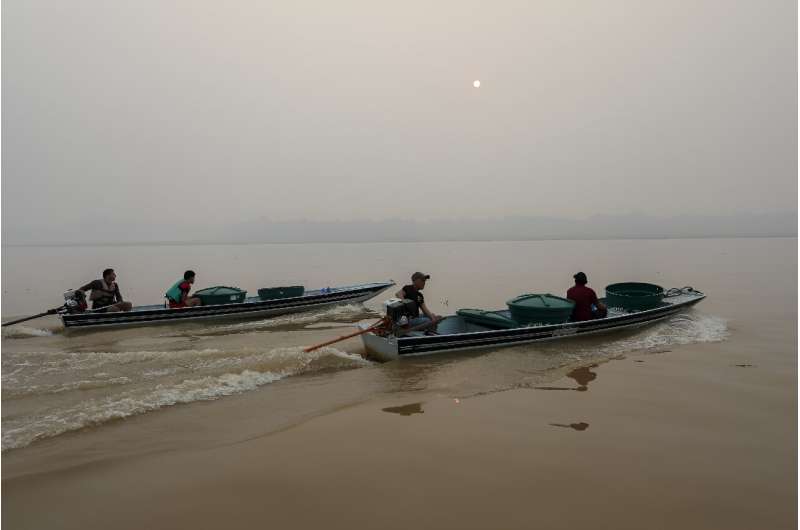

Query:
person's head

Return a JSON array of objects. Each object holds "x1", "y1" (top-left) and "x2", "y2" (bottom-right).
[
  {"x1": 411, "y1": 272, "x2": 430, "y2": 289},
  {"x1": 573, "y1": 272, "x2": 588, "y2": 285},
  {"x1": 102, "y1": 268, "x2": 116, "y2": 283},
  {"x1": 184, "y1": 270, "x2": 196, "y2": 284}
]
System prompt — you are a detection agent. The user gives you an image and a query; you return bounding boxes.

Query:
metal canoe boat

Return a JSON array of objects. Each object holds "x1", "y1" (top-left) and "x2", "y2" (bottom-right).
[
  {"x1": 61, "y1": 281, "x2": 394, "y2": 330},
  {"x1": 360, "y1": 287, "x2": 705, "y2": 361}
]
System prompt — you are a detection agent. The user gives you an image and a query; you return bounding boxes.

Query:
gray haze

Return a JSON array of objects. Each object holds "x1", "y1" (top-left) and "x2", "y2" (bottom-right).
[{"x1": 3, "y1": 0, "x2": 797, "y2": 244}]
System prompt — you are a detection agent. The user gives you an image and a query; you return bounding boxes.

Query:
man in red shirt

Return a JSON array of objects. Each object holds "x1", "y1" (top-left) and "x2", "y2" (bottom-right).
[{"x1": 566, "y1": 272, "x2": 607, "y2": 321}]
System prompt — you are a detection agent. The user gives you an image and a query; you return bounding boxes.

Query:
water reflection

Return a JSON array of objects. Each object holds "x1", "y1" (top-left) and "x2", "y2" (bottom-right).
[
  {"x1": 534, "y1": 364, "x2": 599, "y2": 392},
  {"x1": 567, "y1": 365, "x2": 598, "y2": 391},
  {"x1": 382, "y1": 403, "x2": 424, "y2": 416},
  {"x1": 549, "y1": 422, "x2": 590, "y2": 431}
]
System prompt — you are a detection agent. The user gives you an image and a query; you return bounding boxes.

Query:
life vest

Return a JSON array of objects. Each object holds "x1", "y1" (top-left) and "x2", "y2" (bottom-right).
[
  {"x1": 165, "y1": 279, "x2": 187, "y2": 303},
  {"x1": 90, "y1": 279, "x2": 117, "y2": 307}
]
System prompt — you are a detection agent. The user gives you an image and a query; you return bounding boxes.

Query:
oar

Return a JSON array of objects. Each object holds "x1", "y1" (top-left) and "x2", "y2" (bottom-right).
[
  {"x1": 303, "y1": 318, "x2": 387, "y2": 353},
  {"x1": 2, "y1": 306, "x2": 63, "y2": 327}
]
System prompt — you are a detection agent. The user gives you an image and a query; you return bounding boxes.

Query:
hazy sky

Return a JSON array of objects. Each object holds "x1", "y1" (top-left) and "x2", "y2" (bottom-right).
[{"x1": 3, "y1": 0, "x2": 797, "y2": 242}]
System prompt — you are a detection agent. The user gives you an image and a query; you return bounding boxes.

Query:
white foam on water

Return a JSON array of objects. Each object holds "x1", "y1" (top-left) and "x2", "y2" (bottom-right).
[
  {"x1": 563, "y1": 313, "x2": 729, "y2": 360},
  {"x1": 2, "y1": 325, "x2": 55, "y2": 338},
  {"x1": 3, "y1": 376, "x2": 134, "y2": 399},
  {"x1": 166, "y1": 303, "x2": 372, "y2": 336},
  {"x1": 4, "y1": 348, "x2": 224, "y2": 377},
  {"x1": 1, "y1": 345, "x2": 367, "y2": 451}
]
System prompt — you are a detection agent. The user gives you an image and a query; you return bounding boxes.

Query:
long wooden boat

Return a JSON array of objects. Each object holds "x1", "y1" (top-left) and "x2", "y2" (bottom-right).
[
  {"x1": 61, "y1": 282, "x2": 394, "y2": 330},
  {"x1": 360, "y1": 287, "x2": 705, "y2": 361}
]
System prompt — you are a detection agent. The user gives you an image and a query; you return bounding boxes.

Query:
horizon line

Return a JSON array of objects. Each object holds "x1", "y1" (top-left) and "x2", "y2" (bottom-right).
[{"x1": 2, "y1": 234, "x2": 797, "y2": 248}]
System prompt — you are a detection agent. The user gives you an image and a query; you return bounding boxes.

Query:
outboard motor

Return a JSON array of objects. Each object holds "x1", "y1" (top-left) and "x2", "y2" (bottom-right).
[
  {"x1": 63, "y1": 289, "x2": 88, "y2": 313},
  {"x1": 382, "y1": 298, "x2": 417, "y2": 334}
]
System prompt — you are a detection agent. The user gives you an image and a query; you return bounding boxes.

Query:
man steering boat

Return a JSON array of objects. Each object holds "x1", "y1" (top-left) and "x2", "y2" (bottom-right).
[
  {"x1": 77, "y1": 268, "x2": 133, "y2": 312},
  {"x1": 395, "y1": 272, "x2": 441, "y2": 330}
]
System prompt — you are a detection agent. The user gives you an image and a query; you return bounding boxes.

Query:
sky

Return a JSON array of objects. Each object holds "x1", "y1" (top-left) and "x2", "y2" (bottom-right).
[{"x1": 2, "y1": 0, "x2": 797, "y2": 243}]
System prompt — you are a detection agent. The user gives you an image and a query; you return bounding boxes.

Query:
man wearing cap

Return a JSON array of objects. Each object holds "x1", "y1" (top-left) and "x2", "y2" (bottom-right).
[
  {"x1": 567, "y1": 272, "x2": 607, "y2": 321},
  {"x1": 396, "y1": 272, "x2": 441, "y2": 329}
]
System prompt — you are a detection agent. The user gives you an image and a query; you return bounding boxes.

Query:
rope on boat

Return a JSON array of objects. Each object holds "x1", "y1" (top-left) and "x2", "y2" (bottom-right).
[{"x1": 664, "y1": 286, "x2": 703, "y2": 297}]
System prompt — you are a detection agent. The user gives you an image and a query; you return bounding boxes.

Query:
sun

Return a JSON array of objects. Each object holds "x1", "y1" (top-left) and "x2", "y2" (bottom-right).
[{"x1": 473, "y1": 80, "x2": 481, "y2": 88}]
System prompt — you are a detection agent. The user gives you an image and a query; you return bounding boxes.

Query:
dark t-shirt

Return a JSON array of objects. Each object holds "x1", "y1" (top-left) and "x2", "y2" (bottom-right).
[
  {"x1": 401, "y1": 284, "x2": 424, "y2": 318},
  {"x1": 566, "y1": 284, "x2": 598, "y2": 322}
]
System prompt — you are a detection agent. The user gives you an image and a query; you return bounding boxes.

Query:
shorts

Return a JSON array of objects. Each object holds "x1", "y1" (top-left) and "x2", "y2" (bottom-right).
[{"x1": 407, "y1": 316, "x2": 433, "y2": 328}]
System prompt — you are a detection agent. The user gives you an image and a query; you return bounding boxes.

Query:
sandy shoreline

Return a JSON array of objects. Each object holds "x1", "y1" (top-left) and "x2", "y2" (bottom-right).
[{"x1": 3, "y1": 335, "x2": 795, "y2": 530}]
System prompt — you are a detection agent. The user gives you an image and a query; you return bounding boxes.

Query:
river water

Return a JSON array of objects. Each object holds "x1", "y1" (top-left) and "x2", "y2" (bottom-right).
[{"x1": 1, "y1": 238, "x2": 793, "y2": 452}]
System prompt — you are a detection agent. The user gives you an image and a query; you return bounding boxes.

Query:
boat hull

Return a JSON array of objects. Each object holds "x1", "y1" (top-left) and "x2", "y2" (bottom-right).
[
  {"x1": 61, "y1": 282, "x2": 394, "y2": 330},
  {"x1": 361, "y1": 290, "x2": 705, "y2": 361}
]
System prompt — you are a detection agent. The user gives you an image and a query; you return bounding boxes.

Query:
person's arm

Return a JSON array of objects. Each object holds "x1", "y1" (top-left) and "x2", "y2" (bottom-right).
[
  {"x1": 591, "y1": 289, "x2": 606, "y2": 309},
  {"x1": 419, "y1": 302, "x2": 440, "y2": 321},
  {"x1": 114, "y1": 284, "x2": 124, "y2": 303},
  {"x1": 395, "y1": 289, "x2": 406, "y2": 299}
]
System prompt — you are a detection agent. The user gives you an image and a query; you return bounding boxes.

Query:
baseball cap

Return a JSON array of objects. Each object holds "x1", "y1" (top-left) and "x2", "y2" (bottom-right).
[{"x1": 411, "y1": 272, "x2": 430, "y2": 281}]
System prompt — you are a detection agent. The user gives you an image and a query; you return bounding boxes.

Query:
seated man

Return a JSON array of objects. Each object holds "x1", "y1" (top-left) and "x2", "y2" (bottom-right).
[
  {"x1": 78, "y1": 268, "x2": 133, "y2": 312},
  {"x1": 567, "y1": 272, "x2": 607, "y2": 321},
  {"x1": 166, "y1": 270, "x2": 202, "y2": 308},
  {"x1": 395, "y1": 272, "x2": 441, "y2": 329}
]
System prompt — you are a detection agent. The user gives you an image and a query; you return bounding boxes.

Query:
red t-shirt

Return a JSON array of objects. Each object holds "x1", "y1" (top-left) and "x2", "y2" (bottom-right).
[{"x1": 566, "y1": 284, "x2": 599, "y2": 321}]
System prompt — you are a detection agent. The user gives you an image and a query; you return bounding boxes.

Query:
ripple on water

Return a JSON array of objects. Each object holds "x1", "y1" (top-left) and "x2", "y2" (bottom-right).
[
  {"x1": 1, "y1": 311, "x2": 726, "y2": 451},
  {"x1": 1, "y1": 345, "x2": 372, "y2": 451}
]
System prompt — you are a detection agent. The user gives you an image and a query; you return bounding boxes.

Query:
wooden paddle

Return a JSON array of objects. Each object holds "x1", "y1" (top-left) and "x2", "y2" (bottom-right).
[{"x1": 303, "y1": 318, "x2": 387, "y2": 353}]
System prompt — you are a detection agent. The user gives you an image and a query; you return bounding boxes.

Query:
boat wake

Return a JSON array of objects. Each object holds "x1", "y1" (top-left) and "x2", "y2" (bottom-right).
[
  {"x1": 551, "y1": 313, "x2": 729, "y2": 360},
  {"x1": 160, "y1": 303, "x2": 376, "y2": 337},
  {"x1": 1, "y1": 312, "x2": 727, "y2": 451},
  {"x1": 2, "y1": 325, "x2": 56, "y2": 338},
  {"x1": 1, "y1": 345, "x2": 370, "y2": 451}
]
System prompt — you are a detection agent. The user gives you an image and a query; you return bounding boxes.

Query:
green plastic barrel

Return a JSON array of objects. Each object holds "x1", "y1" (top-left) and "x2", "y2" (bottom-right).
[
  {"x1": 605, "y1": 282, "x2": 664, "y2": 310},
  {"x1": 258, "y1": 286, "x2": 305, "y2": 300},
  {"x1": 193, "y1": 286, "x2": 247, "y2": 306},
  {"x1": 457, "y1": 309, "x2": 520, "y2": 329},
  {"x1": 506, "y1": 293, "x2": 575, "y2": 325}
]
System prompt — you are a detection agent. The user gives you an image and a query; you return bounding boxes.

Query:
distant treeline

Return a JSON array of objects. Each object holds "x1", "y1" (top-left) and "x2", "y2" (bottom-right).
[
  {"x1": 220, "y1": 212, "x2": 797, "y2": 243},
  {"x1": 4, "y1": 212, "x2": 796, "y2": 246}
]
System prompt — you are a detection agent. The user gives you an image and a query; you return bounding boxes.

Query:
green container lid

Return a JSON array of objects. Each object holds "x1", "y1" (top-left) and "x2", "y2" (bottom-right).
[
  {"x1": 507, "y1": 293, "x2": 575, "y2": 325},
  {"x1": 195, "y1": 286, "x2": 245, "y2": 297},
  {"x1": 193, "y1": 286, "x2": 247, "y2": 306},
  {"x1": 507, "y1": 293, "x2": 574, "y2": 310}
]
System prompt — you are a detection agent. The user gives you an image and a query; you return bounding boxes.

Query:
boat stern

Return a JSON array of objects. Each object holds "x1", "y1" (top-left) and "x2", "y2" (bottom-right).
[{"x1": 359, "y1": 324, "x2": 399, "y2": 362}]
